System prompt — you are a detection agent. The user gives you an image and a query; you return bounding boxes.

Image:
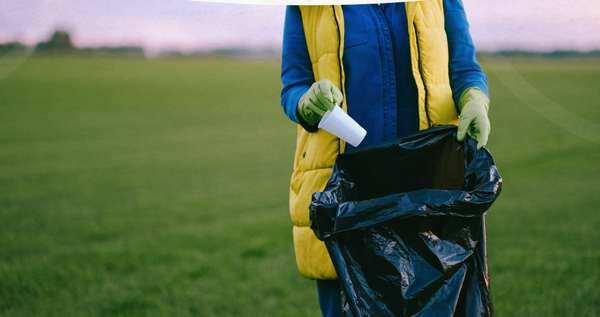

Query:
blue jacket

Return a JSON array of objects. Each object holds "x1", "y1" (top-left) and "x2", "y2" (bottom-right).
[{"x1": 281, "y1": 1, "x2": 488, "y2": 150}]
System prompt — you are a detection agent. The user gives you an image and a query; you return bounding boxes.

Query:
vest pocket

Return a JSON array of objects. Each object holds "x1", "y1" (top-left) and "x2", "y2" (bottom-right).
[{"x1": 302, "y1": 130, "x2": 339, "y2": 171}]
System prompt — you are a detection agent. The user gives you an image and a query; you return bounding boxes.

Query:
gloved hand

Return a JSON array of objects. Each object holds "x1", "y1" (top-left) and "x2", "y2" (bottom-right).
[
  {"x1": 457, "y1": 88, "x2": 491, "y2": 149},
  {"x1": 297, "y1": 79, "x2": 343, "y2": 127}
]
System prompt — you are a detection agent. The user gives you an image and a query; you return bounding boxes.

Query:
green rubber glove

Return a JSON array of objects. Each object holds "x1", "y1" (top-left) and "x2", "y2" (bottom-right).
[
  {"x1": 457, "y1": 88, "x2": 491, "y2": 149},
  {"x1": 298, "y1": 79, "x2": 343, "y2": 127}
]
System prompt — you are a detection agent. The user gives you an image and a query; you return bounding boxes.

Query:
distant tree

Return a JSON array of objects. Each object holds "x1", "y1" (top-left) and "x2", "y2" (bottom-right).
[
  {"x1": 0, "y1": 42, "x2": 29, "y2": 55},
  {"x1": 35, "y1": 30, "x2": 76, "y2": 53}
]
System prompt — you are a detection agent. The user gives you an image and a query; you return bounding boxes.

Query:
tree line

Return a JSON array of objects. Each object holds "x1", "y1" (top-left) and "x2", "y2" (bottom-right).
[
  {"x1": 0, "y1": 30, "x2": 144, "y2": 56},
  {"x1": 3, "y1": 29, "x2": 599, "y2": 59}
]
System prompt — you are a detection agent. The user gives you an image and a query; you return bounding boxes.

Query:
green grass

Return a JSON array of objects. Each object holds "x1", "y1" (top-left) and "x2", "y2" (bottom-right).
[{"x1": 0, "y1": 56, "x2": 599, "y2": 316}]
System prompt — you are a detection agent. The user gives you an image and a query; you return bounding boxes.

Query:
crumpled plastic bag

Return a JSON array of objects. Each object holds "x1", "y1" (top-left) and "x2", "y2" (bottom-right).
[{"x1": 310, "y1": 126, "x2": 502, "y2": 317}]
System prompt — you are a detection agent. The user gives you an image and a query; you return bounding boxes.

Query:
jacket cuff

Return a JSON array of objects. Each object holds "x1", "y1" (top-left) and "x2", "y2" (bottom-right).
[{"x1": 454, "y1": 81, "x2": 489, "y2": 106}]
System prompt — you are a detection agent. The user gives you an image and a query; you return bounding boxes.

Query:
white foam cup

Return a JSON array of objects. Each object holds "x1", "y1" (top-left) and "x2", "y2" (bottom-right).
[{"x1": 318, "y1": 106, "x2": 367, "y2": 147}]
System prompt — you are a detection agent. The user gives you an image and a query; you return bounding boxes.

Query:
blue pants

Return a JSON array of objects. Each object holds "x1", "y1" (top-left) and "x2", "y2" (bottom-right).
[{"x1": 317, "y1": 280, "x2": 343, "y2": 317}]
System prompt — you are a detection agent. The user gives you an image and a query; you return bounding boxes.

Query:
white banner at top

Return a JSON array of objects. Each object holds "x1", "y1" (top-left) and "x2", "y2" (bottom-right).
[{"x1": 191, "y1": 0, "x2": 420, "y2": 5}]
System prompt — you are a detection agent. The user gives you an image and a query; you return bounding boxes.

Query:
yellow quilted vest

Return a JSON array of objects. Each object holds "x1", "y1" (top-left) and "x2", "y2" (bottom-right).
[{"x1": 291, "y1": 1, "x2": 459, "y2": 280}]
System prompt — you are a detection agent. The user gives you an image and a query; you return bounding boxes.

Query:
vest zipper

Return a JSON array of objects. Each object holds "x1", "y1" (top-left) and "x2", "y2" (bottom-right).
[{"x1": 412, "y1": 21, "x2": 432, "y2": 128}]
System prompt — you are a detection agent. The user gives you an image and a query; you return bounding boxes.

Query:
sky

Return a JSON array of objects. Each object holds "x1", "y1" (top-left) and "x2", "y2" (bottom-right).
[{"x1": 1, "y1": 0, "x2": 600, "y2": 53}]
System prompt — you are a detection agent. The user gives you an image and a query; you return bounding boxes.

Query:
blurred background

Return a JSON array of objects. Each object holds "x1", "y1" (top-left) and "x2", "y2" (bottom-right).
[{"x1": 1, "y1": 1, "x2": 599, "y2": 316}]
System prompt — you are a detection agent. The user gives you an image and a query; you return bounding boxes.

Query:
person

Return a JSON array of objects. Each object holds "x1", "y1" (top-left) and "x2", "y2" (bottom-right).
[{"x1": 280, "y1": 1, "x2": 490, "y2": 316}]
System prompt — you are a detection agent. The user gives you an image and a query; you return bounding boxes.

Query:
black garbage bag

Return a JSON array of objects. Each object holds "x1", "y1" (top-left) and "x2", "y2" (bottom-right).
[{"x1": 310, "y1": 126, "x2": 502, "y2": 317}]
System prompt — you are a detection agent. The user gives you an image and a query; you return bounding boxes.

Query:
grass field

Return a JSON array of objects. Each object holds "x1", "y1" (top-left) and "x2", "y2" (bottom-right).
[{"x1": 0, "y1": 56, "x2": 599, "y2": 316}]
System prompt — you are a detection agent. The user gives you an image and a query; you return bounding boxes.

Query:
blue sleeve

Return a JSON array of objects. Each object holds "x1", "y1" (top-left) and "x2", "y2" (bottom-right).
[
  {"x1": 280, "y1": 6, "x2": 314, "y2": 124},
  {"x1": 444, "y1": 0, "x2": 489, "y2": 103}
]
